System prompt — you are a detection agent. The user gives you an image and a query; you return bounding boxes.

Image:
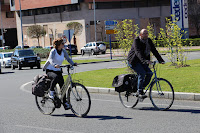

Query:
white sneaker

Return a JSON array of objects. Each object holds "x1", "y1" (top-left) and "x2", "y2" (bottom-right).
[{"x1": 49, "y1": 91, "x2": 55, "y2": 99}]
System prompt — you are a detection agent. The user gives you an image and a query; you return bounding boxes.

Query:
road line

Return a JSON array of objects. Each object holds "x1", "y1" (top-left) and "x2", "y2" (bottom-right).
[
  {"x1": 15, "y1": 125, "x2": 83, "y2": 133},
  {"x1": 20, "y1": 81, "x2": 33, "y2": 94}
]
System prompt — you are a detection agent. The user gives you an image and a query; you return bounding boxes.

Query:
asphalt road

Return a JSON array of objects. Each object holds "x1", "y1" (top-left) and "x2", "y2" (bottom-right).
[{"x1": 0, "y1": 52, "x2": 200, "y2": 133}]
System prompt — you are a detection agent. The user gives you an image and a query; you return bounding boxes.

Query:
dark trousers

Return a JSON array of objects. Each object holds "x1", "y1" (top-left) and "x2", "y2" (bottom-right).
[
  {"x1": 128, "y1": 63, "x2": 153, "y2": 92},
  {"x1": 46, "y1": 70, "x2": 66, "y2": 103}
]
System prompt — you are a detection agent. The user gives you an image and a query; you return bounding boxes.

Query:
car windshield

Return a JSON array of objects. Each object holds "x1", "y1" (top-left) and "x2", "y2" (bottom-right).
[
  {"x1": 18, "y1": 50, "x2": 35, "y2": 57},
  {"x1": 4, "y1": 53, "x2": 12, "y2": 58}
]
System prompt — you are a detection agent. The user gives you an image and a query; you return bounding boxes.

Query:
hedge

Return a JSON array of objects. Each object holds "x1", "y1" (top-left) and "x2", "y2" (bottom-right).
[{"x1": 104, "y1": 38, "x2": 200, "y2": 49}]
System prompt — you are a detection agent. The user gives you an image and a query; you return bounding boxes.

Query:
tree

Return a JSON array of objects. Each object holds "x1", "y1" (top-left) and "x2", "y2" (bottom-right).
[
  {"x1": 27, "y1": 25, "x2": 46, "y2": 46},
  {"x1": 66, "y1": 22, "x2": 83, "y2": 45},
  {"x1": 188, "y1": 0, "x2": 200, "y2": 37},
  {"x1": 158, "y1": 16, "x2": 192, "y2": 67}
]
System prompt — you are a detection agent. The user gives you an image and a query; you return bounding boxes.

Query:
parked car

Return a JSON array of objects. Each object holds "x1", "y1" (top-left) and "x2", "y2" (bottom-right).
[
  {"x1": 81, "y1": 42, "x2": 106, "y2": 55},
  {"x1": 11, "y1": 49, "x2": 41, "y2": 70},
  {"x1": 15, "y1": 45, "x2": 30, "y2": 49},
  {"x1": 44, "y1": 46, "x2": 53, "y2": 49},
  {"x1": 0, "y1": 62, "x2": 1, "y2": 73},
  {"x1": 30, "y1": 46, "x2": 43, "y2": 49},
  {"x1": 64, "y1": 44, "x2": 78, "y2": 55},
  {"x1": 0, "y1": 52, "x2": 13, "y2": 67}
]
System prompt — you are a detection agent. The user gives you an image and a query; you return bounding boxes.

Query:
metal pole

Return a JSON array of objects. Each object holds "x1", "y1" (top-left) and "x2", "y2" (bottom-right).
[
  {"x1": 109, "y1": 34, "x2": 112, "y2": 60},
  {"x1": 93, "y1": 0, "x2": 96, "y2": 42},
  {"x1": 19, "y1": 0, "x2": 24, "y2": 49},
  {"x1": 0, "y1": 1, "x2": 4, "y2": 47}
]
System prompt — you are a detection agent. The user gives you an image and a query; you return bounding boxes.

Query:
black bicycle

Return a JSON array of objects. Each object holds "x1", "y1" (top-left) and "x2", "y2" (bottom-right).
[
  {"x1": 119, "y1": 61, "x2": 174, "y2": 111},
  {"x1": 35, "y1": 65, "x2": 91, "y2": 117}
]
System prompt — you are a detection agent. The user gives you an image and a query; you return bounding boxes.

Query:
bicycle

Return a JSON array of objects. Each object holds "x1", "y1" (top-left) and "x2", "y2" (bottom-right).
[
  {"x1": 35, "y1": 65, "x2": 91, "y2": 117},
  {"x1": 119, "y1": 61, "x2": 174, "y2": 111}
]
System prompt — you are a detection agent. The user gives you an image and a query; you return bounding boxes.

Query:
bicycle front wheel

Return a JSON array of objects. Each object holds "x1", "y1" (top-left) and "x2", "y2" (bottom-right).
[
  {"x1": 119, "y1": 91, "x2": 139, "y2": 108},
  {"x1": 68, "y1": 83, "x2": 91, "y2": 117},
  {"x1": 149, "y1": 78, "x2": 174, "y2": 111},
  {"x1": 35, "y1": 95, "x2": 55, "y2": 115}
]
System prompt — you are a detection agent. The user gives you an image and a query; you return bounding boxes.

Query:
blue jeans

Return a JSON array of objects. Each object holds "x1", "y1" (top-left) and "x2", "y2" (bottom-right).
[{"x1": 128, "y1": 63, "x2": 153, "y2": 92}]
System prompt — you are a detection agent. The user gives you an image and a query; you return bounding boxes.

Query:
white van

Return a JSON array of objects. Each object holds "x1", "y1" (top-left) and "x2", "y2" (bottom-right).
[{"x1": 0, "y1": 52, "x2": 13, "y2": 68}]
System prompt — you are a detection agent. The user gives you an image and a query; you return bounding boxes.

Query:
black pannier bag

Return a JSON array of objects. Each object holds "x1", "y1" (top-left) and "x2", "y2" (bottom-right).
[
  {"x1": 112, "y1": 74, "x2": 137, "y2": 92},
  {"x1": 32, "y1": 74, "x2": 50, "y2": 97}
]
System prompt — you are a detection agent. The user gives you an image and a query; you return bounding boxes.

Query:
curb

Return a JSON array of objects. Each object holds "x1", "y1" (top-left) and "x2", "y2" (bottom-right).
[
  {"x1": 22, "y1": 81, "x2": 200, "y2": 101},
  {"x1": 86, "y1": 87, "x2": 200, "y2": 101}
]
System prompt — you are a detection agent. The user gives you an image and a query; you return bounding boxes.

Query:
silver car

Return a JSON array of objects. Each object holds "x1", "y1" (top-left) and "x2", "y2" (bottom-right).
[
  {"x1": 81, "y1": 42, "x2": 106, "y2": 55},
  {"x1": 0, "y1": 52, "x2": 13, "y2": 68}
]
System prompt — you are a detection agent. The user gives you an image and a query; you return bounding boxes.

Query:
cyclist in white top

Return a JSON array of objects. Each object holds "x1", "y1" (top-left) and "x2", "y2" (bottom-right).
[{"x1": 43, "y1": 38, "x2": 77, "y2": 110}]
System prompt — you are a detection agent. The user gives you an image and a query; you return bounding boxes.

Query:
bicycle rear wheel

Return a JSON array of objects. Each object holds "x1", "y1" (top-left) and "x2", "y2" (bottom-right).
[
  {"x1": 35, "y1": 93, "x2": 55, "y2": 115},
  {"x1": 68, "y1": 83, "x2": 91, "y2": 117},
  {"x1": 119, "y1": 91, "x2": 139, "y2": 108},
  {"x1": 149, "y1": 78, "x2": 174, "y2": 111}
]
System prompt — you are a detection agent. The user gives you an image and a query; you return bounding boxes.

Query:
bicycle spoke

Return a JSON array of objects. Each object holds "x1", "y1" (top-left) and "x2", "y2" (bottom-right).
[{"x1": 150, "y1": 78, "x2": 174, "y2": 111}]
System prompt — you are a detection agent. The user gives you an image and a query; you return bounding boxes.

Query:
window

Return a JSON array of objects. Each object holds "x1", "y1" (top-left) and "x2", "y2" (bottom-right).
[
  {"x1": 89, "y1": 43, "x2": 92, "y2": 47},
  {"x1": 6, "y1": 12, "x2": 14, "y2": 18},
  {"x1": 67, "y1": 4, "x2": 80, "y2": 11}
]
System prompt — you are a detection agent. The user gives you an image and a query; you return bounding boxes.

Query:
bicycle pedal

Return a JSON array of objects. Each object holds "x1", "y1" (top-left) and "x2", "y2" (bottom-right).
[{"x1": 139, "y1": 98, "x2": 144, "y2": 102}]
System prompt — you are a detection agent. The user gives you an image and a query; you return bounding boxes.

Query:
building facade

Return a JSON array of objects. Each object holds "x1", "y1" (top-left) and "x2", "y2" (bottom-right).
[
  {"x1": 10, "y1": 0, "x2": 182, "y2": 51},
  {"x1": 0, "y1": 0, "x2": 17, "y2": 48}
]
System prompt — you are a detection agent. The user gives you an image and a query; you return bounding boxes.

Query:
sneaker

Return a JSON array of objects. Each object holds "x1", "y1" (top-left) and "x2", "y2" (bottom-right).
[
  {"x1": 49, "y1": 91, "x2": 54, "y2": 99},
  {"x1": 63, "y1": 102, "x2": 70, "y2": 110},
  {"x1": 137, "y1": 90, "x2": 147, "y2": 99}
]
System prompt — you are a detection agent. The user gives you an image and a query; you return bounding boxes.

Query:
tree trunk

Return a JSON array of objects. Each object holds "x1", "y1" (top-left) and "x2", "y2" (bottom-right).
[
  {"x1": 37, "y1": 37, "x2": 40, "y2": 46},
  {"x1": 73, "y1": 35, "x2": 76, "y2": 45}
]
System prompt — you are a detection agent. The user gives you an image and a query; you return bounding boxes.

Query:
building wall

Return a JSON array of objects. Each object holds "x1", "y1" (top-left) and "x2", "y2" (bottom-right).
[
  {"x1": 13, "y1": 0, "x2": 78, "y2": 10},
  {"x1": 16, "y1": 2, "x2": 171, "y2": 51}
]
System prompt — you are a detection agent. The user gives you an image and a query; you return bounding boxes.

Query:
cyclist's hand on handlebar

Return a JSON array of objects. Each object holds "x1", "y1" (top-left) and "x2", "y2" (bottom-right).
[
  {"x1": 73, "y1": 63, "x2": 78, "y2": 66},
  {"x1": 147, "y1": 61, "x2": 153, "y2": 65},
  {"x1": 55, "y1": 65, "x2": 60, "y2": 68}
]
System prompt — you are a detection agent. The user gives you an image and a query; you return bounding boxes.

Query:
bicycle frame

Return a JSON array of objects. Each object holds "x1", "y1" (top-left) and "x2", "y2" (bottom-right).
[
  {"x1": 55, "y1": 65, "x2": 81, "y2": 103},
  {"x1": 143, "y1": 61, "x2": 160, "y2": 94}
]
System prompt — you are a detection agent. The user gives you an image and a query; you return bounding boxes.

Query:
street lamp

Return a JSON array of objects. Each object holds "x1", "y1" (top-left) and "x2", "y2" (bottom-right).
[
  {"x1": 0, "y1": 1, "x2": 5, "y2": 47},
  {"x1": 93, "y1": 0, "x2": 96, "y2": 42},
  {"x1": 19, "y1": 0, "x2": 24, "y2": 49}
]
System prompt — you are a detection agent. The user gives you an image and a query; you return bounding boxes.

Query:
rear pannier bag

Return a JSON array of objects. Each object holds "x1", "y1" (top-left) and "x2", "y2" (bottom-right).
[
  {"x1": 112, "y1": 74, "x2": 137, "y2": 92},
  {"x1": 32, "y1": 74, "x2": 50, "y2": 97}
]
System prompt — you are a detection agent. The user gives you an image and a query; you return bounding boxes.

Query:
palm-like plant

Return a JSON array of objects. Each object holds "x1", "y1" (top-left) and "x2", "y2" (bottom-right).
[
  {"x1": 66, "y1": 22, "x2": 83, "y2": 45},
  {"x1": 27, "y1": 25, "x2": 46, "y2": 46}
]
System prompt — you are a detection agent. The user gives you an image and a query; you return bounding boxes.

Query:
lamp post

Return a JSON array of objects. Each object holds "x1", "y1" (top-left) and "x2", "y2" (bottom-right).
[
  {"x1": 19, "y1": 0, "x2": 24, "y2": 49},
  {"x1": 93, "y1": 0, "x2": 96, "y2": 42},
  {"x1": 0, "y1": 1, "x2": 4, "y2": 47}
]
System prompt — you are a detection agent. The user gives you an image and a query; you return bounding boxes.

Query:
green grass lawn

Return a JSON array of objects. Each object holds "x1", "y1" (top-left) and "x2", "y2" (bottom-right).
[
  {"x1": 41, "y1": 59, "x2": 120, "y2": 65},
  {"x1": 68, "y1": 59, "x2": 200, "y2": 93}
]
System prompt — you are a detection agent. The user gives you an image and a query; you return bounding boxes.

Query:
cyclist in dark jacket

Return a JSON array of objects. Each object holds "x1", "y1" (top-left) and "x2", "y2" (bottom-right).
[{"x1": 127, "y1": 29, "x2": 165, "y2": 98}]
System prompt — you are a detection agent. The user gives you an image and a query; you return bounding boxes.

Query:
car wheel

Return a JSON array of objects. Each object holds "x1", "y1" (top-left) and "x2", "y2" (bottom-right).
[
  {"x1": 102, "y1": 51, "x2": 106, "y2": 54},
  {"x1": 0, "y1": 68, "x2": 1, "y2": 74},
  {"x1": 30, "y1": 66, "x2": 33, "y2": 69},
  {"x1": 81, "y1": 50, "x2": 85, "y2": 56},
  {"x1": 18, "y1": 62, "x2": 22, "y2": 70}
]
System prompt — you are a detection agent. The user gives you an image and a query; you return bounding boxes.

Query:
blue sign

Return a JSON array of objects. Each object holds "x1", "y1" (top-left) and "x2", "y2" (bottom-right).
[
  {"x1": 171, "y1": 0, "x2": 189, "y2": 38},
  {"x1": 105, "y1": 21, "x2": 117, "y2": 26}
]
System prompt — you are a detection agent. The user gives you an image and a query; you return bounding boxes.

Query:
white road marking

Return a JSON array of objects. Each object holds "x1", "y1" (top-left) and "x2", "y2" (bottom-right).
[
  {"x1": 15, "y1": 125, "x2": 83, "y2": 133},
  {"x1": 20, "y1": 81, "x2": 33, "y2": 94}
]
